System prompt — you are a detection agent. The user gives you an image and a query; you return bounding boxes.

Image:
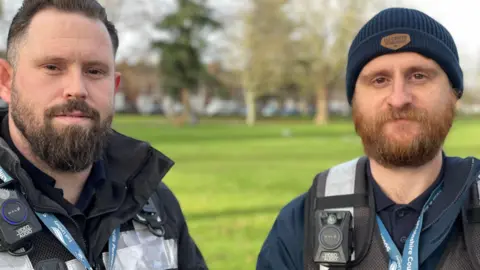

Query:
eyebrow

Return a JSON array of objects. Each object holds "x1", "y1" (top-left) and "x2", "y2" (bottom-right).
[{"x1": 358, "y1": 69, "x2": 390, "y2": 84}]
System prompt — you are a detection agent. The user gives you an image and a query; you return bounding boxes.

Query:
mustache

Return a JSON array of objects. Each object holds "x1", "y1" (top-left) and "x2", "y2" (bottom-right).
[
  {"x1": 376, "y1": 106, "x2": 428, "y2": 125},
  {"x1": 45, "y1": 99, "x2": 99, "y2": 120}
]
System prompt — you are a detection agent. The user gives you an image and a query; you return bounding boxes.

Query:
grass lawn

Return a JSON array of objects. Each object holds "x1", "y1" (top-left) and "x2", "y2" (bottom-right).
[{"x1": 112, "y1": 115, "x2": 480, "y2": 270}]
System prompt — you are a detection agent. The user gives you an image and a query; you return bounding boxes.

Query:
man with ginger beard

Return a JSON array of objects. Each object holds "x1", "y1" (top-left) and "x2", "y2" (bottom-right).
[
  {"x1": 257, "y1": 7, "x2": 480, "y2": 270},
  {"x1": 0, "y1": 1, "x2": 206, "y2": 269},
  {"x1": 352, "y1": 78, "x2": 457, "y2": 169}
]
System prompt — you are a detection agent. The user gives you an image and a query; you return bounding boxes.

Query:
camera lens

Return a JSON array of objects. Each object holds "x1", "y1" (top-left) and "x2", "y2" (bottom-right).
[
  {"x1": 327, "y1": 214, "x2": 337, "y2": 225},
  {"x1": 319, "y1": 226, "x2": 343, "y2": 250},
  {"x1": 1, "y1": 199, "x2": 27, "y2": 225}
]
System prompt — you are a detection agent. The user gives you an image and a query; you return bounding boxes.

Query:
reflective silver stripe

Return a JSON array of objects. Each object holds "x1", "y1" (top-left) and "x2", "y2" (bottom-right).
[
  {"x1": 321, "y1": 157, "x2": 361, "y2": 270},
  {"x1": 101, "y1": 237, "x2": 178, "y2": 270},
  {"x1": 0, "y1": 252, "x2": 34, "y2": 270},
  {"x1": 324, "y1": 158, "x2": 359, "y2": 199},
  {"x1": 99, "y1": 221, "x2": 178, "y2": 270},
  {"x1": 476, "y1": 178, "x2": 480, "y2": 205},
  {"x1": 65, "y1": 259, "x2": 85, "y2": 270}
]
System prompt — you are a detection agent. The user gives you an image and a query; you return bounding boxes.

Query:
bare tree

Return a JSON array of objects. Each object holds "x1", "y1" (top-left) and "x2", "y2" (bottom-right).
[
  {"x1": 290, "y1": 0, "x2": 388, "y2": 125},
  {"x1": 100, "y1": 0, "x2": 168, "y2": 64},
  {"x1": 237, "y1": 0, "x2": 294, "y2": 126}
]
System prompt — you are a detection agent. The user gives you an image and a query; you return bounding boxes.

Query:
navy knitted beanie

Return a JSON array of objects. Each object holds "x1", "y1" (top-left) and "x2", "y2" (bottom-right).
[{"x1": 345, "y1": 7, "x2": 463, "y2": 105}]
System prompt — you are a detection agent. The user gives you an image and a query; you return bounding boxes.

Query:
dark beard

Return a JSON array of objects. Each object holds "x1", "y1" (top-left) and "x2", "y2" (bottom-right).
[
  {"x1": 352, "y1": 99, "x2": 455, "y2": 168},
  {"x1": 11, "y1": 89, "x2": 112, "y2": 172}
]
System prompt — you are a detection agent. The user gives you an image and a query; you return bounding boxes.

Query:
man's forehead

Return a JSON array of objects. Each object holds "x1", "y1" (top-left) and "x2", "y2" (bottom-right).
[
  {"x1": 20, "y1": 8, "x2": 113, "y2": 61},
  {"x1": 361, "y1": 52, "x2": 440, "y2": 74}
]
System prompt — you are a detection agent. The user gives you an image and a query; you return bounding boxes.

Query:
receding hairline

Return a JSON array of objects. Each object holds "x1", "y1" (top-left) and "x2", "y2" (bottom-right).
[{"x1": 7, "y1": 7, "x2": 117, "y2": 66}]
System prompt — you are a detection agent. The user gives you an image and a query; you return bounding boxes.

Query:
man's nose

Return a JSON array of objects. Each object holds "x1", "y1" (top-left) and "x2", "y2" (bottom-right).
[
  {"x1": 387, "y1": 78, "x2": 412, "y2": 109},
  {"x1": 63, "y1": 70, "x2": 88, "y2": 100}
]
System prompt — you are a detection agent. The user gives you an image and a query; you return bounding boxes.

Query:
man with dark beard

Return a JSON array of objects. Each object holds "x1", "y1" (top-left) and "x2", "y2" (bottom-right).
[
  {"x1": 257, "y1": 7, "x2": 480, "y2": 270},
  {"x1": 0, "y1": 1, "x2": 206, "y2": 269}
]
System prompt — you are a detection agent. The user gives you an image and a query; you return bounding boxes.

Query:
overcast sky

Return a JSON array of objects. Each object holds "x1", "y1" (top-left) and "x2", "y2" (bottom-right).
[{"x1": 405, "y1": 0, "x2": 480, "y2": 67}]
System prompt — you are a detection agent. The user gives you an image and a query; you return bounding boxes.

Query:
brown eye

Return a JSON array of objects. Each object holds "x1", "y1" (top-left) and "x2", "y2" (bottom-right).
[
  {"x1": 45, "y1": 64, "x2": 59, "y2": 71},
  {"x1": 375, "y1": 77, "x2": 386, "y2": 84},
  {"x1": 413, "y1": 73, "x2": 426, "y2": 80},
  {"x1": 88, "y1": 69, "x2": 102, "y2": 75},
  {"x1": 86, "y1": 68, "x2": 106, "y2": 78},
  {"x1": 409, "y1": 72, "x2": 429, "y2": 84},
  {"x1": 372, "y1": 77, "x2": 389, "y2": 87}
]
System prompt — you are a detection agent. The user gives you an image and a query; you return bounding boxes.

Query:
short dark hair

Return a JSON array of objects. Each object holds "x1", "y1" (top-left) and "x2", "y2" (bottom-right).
[{"x1": 6, "y1": 0, "x2": 119, "y2": 64}]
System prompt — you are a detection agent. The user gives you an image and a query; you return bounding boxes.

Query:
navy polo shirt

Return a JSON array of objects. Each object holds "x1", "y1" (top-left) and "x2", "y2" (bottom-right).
[
  {"x1": 1, "y1": 117, "x2": 106, "y2": 214},
  {"x1": 368, "y1": 158, "x2": 445, "y2": 252}
]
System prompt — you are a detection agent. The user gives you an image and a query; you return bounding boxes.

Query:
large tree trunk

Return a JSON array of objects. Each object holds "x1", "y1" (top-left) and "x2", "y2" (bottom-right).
[
  {"x1": 245, "y1": 89, "x2": 256, "y2": 126},
  {"x1": 314, "y1": 85, "x2": 329, "y2": 125},
  {"x1": 175, "y1": 88, "x2": 194, "y2": 126}
]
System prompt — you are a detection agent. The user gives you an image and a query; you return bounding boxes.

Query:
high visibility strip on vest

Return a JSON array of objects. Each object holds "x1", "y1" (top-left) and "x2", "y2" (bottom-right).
[{"x1": 319, "y1": 158, "x2": 360, "y2": 270}]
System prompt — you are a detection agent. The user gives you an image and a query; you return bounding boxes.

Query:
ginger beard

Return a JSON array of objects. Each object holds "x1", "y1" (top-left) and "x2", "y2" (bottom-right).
[
  {"x1": 352, "y1": 97, "x2": 456, "y2": 168},
  {"x1": 10, "y1": 84, "x2": 112, "y2": 173}
]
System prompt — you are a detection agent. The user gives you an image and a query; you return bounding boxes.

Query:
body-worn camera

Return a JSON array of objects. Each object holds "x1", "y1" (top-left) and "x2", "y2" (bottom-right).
[
  {"x1": 314, "y1": 210, "x2": 352, "y2": 266},
  {"x1": 0, "y1": 188, "x2": 42, "y2": 253}
]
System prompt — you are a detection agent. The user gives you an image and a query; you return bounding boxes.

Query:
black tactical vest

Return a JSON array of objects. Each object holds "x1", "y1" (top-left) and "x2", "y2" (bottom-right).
[{"x1": 304, "y1": 156, "x2": 480, "y2": 270}]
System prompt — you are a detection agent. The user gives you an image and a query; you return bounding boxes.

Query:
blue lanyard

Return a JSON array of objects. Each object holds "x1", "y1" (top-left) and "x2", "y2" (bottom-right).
[
  {"x1": 36, "y1": 213, "x2": 119, "y2": 270},
  {"x1": 377, "y1": 184, "x2": 442, "y2": 270},
  {"x1": 0, "y1": 167, "x2": 119, "y2": 270}
]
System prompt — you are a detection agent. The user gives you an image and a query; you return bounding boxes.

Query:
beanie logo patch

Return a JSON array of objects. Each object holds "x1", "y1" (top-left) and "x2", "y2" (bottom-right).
[{"x1": 380, "y1": 33, "x2": 411, "y2": 50}]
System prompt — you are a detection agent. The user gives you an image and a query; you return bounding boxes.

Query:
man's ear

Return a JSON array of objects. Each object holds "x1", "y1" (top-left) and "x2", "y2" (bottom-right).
[
  {"x1": 114, "y1": 72, "x2": 121, "y2": 94},
  {"x1": 0, "y1": 59, "x2": 13, "y2": 104}
]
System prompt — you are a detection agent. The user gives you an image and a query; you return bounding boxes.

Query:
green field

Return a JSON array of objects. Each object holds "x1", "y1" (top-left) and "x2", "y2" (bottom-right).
[{"x1": 112, "y1": 115, "x2": 480, "y2": 270}]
